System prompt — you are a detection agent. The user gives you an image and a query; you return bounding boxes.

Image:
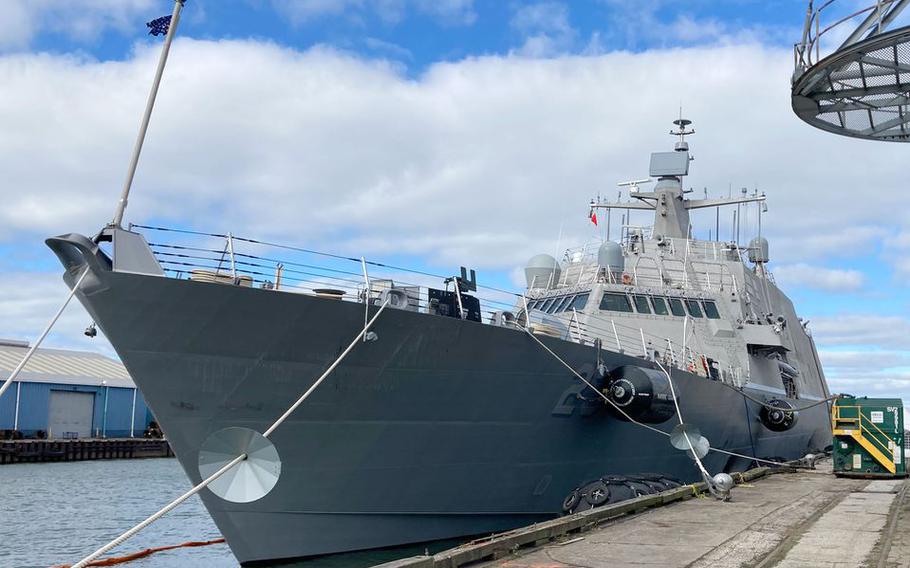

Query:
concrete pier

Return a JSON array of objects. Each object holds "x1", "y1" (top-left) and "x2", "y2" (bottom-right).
[
  {"x1": 0, "y1": 438, "x2": 173, "y2": 464},
  {"x1": 378, "y1": 462, "x2": 910, "y2": 568}
]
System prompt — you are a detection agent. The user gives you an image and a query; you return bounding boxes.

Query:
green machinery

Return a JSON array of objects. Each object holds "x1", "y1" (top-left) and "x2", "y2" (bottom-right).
[{"x1": 832, "y1": 396, "x2": 906, "y2": 478}]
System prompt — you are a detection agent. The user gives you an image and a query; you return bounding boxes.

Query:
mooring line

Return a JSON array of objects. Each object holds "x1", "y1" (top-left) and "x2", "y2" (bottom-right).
[
  {"x1": 0, "y1": 267, "x2": 90, "y2": 402},
  {"x1": 70, "y1": 299, "x2": 391, "y2": 568},
  {"x1": 521, "y1": 328, "x2": 809, "y2": 470}
]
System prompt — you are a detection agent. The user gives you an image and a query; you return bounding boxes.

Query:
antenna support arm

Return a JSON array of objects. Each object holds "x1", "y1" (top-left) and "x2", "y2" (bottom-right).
[{"x1": 685, "y1": 195, "x2": 766, "y2": 210}]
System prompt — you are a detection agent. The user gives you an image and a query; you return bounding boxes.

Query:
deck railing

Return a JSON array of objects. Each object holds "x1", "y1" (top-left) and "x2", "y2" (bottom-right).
[{"x1": 133, "y1": 225, "x2": 743, "y2": 384}]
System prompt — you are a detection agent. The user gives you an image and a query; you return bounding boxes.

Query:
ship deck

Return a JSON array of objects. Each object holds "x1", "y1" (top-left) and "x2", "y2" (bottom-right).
[{"x1": 375, "y1": 459, "x2": 910, "y2": 568}]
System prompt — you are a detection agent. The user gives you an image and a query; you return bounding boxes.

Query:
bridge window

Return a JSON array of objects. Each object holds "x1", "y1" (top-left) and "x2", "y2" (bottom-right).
[
  {"x1": 702, "y1": 300, "x2": 721, "y2": 319},
  {"x1": 551, "y1": 296, "x2": 572, "y2": 313},
  {"x1": 539, "y1": 298, "x2": 555, "y2": 313},
  {"x1": 632, "y1": 295, "x2": 651, "y2": 314},
  {"x1": 527, "y1": 300, "x2": 540, "y2": 310},
  {"x1": 569, "y1": 293, "x2": 589, "y2": 311},
  {"x1": 684, "y1": 299, "x2": 703, "y2": 318},
  {"x1": 651, "y1": 296, "x2": 669, "y2": 315},
  {"x1": 600, "y1": 292, "x2": 633, "y2": 313},
  {"x1": 668, "y1": 298, "x2": 686, "y2": 317}
]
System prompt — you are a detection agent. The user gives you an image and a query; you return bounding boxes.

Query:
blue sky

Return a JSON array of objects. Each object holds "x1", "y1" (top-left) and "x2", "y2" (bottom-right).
[
  {"x1": 2, "y1": 0, "x2": 910, "y2": 408},
  {"x1": 14, "y1": 1, "x2": 804, "y2": 66}
]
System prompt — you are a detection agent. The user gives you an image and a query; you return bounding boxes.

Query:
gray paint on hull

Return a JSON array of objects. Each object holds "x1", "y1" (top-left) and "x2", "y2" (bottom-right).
[{"x1": 66, "y1": 267, "x2": 831, "y2": 564}]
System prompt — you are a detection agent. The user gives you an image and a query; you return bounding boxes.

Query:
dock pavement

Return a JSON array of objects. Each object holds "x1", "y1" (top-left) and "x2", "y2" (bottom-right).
[{"x1": 378, "y1": 461, "x2": 910, "y2": 568}]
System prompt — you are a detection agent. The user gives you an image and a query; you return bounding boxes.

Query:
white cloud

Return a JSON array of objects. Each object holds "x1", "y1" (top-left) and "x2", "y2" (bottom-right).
[
  {"x1": 1, "y1": 38, "x2": 907, "y2": 271},
  {"x1": 0, "y1": 0, "x2": 156, "y2": 51},
  {"x1": 773, "y1": 263, "x2": 865, "y2": 292},
  {"x1": 0, "y1": 272, "x2": 113, "y2": 356},
  {"x1": 272, "y1": 0, "x2": 363, "y2": 24},
  {"x1": 596, "y1": 0, "x2": 799, "y2": 49},
  {"x1": 3, "y1": 37, "x2": 910, "y2": 364},
  {"x1": 510, "y1": 2, "x2": 576, "y2": 57},
  {"x1": 364, "y1": 37, "x2": 412, "y2": 60},
  {"x1": 413, "y1": 0, "x2": 476, "y2": 26},
  {"x1": 272, "y1": 0, "x2": 475, "y2": 26},
  {"x1": 811, "y1": 315, "x2": 910, "y2": 350}
]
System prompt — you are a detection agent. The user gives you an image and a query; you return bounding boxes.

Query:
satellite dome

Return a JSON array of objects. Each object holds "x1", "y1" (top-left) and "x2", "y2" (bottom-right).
[
  {"x1": 597, "y1": 241, "x2": 624, "y2": 274},
  {"x1": 525, "y1": 254, "x2": 561, "y2": 289}
]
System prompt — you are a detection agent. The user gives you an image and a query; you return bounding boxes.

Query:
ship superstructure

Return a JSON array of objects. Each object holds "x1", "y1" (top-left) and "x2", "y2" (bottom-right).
[
  {"x1": 46, "y1": 120, "x2": 833, "y2": 565},
  {"x1": 519, "y1": 120, "x2": 829, "y2": 409}
]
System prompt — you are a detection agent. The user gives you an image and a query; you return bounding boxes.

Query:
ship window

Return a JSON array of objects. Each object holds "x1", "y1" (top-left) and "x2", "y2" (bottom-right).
[
  {"x1": 650, "y1": 296, "x2": 669, "y2": 315},
  {"x1": 702, "y1": 300, "x2": 721, "y2": 319},
  {"x1": 527, "y1": 300, "x2": 539, "y2": 310},
  {"x1": 539, "y1": 298, "x2": 555, "y2": 312},
  {"x1": 545, "y1": 297, "x2": 561, "y2": 313},
  {"x1": 599, "y1": 292, "x2": 633, "y2": 313},
  {"x1": 685, "y1": 299, "x2": 703, "y2": 318},
  {"x1": 569, "y1": 293, "x2": 589, "y2": 311},
  {"x1": 668, "y1": 298, "x2": 686, "y2": 317},
  {"x1": 551, "y1": 296, "x2": 571, "y2": 313},
  {"x1": 633, "y1": 295, "x2": 651, "y2": 314}
]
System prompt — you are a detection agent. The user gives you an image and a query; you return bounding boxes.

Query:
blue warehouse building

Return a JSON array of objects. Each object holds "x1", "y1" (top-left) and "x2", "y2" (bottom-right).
[{"x1": 0, "y1": 339, "x2": 154, "y2": 439}]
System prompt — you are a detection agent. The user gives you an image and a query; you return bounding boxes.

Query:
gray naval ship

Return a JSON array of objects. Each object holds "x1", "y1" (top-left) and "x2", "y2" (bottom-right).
[{"x1": 46, "y1": 119, "x2": 832, "y2": 565}]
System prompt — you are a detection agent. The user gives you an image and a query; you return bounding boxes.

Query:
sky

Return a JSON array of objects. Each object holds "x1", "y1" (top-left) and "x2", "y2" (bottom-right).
[{"x1": 1, "y1": 0, "x2": 910, "y2": 414}]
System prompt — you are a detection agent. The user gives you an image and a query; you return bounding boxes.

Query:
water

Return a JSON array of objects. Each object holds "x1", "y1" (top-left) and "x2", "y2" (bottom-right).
[{"x1": 0, "y1": 458, "x2": 455, "y2": 568}]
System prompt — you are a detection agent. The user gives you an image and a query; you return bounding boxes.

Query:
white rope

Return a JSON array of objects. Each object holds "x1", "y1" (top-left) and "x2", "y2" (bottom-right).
[
  {"x1": 654, "y1": 358, "x2": 713, "y2": 483},
  {"x1": 264, "y1": 299, "x2": 390, "y2": 437},
  {"x1": 71, "y1": 299, "x2": 391, "y2": 568},
  {"x1": 521, "y1": 327, "x2": 797, "y2": 470},
  {"x1": 0, "y1": 268, "x2": 90, "y2": 402},
  {"x1": 71, "y1": 455, "x2": 245, "y2": 568}
]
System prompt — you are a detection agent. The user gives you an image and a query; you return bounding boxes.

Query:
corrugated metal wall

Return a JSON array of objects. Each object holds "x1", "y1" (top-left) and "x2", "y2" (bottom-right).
[{"x1": 0, "y1": 382, "x2": 153, "y2": 438}]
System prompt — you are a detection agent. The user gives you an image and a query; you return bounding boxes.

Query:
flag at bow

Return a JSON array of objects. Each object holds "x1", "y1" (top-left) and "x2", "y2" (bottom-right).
[{"x1": 146, "y1": 15, "x2": 173, "y2": 37}]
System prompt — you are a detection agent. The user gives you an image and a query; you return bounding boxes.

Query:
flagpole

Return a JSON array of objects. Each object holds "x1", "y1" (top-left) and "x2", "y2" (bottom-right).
[{"x1": 111, "y1": 0, "x2": 186, "y2": 228}]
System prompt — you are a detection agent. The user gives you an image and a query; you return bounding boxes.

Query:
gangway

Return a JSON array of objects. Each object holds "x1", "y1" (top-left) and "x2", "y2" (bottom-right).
[{"x1": 792, "y1": 0, "x2": 910, "y2": 141}]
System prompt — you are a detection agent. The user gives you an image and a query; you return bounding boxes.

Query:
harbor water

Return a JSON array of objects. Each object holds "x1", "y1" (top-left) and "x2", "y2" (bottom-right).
[{"x1": 0, "y1": 458, "x2": 449, "y2": 568}]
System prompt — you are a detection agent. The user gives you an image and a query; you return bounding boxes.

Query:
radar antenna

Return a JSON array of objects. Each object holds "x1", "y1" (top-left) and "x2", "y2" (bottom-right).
[
  {"x1": 671, "y1": 114, "x2": 695, "y2": 152},
  {"x1": 588, "y1": 117, "x2": 766, "y2": 239}
]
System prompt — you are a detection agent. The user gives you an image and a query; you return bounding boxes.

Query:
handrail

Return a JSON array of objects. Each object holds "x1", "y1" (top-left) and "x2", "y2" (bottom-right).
[
  {"x1": 860, "y1": 412, "x2": 893, "y2": 453},
  {"x1": 140, "y1": 224, "x2": 744, "y2": 382},
  {"x1": 795, "y1": 0, "x2": 906, "y2": 71},
  {"x1": 833, "y1": 404, "x2": 894, "y2": 457}
]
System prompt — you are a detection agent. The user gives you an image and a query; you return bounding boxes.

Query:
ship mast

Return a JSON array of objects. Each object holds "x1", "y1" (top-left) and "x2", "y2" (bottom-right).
[{"x1": 591, "y1": 119, "x2": 766, "y2": 240}]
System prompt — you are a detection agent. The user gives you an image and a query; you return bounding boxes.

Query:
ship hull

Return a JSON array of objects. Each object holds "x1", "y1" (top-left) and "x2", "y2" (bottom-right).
[{"x1": 61, "y1": 263, "x2": 831, "y2": 565}]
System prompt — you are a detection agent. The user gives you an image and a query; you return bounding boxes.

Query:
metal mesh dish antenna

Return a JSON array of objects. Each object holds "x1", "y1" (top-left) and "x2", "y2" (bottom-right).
[
  {"x1": 198, "y1": 427, "x2": 281, "y2": 503},
  {"x1": 792, "y1": 0, "x2": 910, "y2": 141}
]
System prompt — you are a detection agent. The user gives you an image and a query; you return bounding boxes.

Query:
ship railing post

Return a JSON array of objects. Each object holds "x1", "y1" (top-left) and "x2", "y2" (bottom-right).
[
  {"x1": 129, "y1": 388, "x2": 137, "y2": 438},
  {"x1": 226, "y1": 233, "x2": 238, "y2": 282},
  {"x1": 640, "y1": 328, "x2": 648, "y2": 357},
  {"x1": 571, "y1": 308, "x2": 582, "y2": 343},
  {"x1": 520, "y1": 294, "x2": 531, "y2": 331},
  {"x1": 275, "y1": 263, "x2": 284, "y2": 291},
  {"x1": 13, "y1": 381, "x2": 21, "y2": 431},
  {"x1": 611, "y1": 319, "x2": 622, "y2": 353}
]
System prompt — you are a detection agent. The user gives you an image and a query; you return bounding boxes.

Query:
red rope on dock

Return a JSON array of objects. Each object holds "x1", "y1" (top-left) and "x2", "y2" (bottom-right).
[{"x1": 50, "y1": 538, "x2": 226, "y2": 567}]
